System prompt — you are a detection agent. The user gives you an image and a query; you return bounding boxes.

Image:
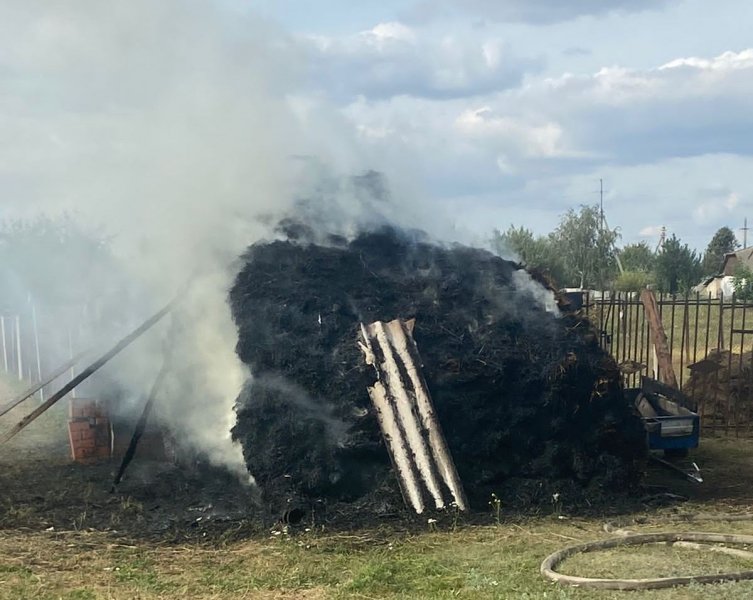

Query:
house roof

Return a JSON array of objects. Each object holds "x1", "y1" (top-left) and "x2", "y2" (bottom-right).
[{"x1": 722, "y1": 246, "x2": 753, "y2": 276}]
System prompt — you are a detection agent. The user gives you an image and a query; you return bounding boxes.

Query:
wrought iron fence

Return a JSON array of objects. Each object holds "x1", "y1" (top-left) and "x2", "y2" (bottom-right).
[{"x1": 584, "y1": 291, "x2": 753, "y2": 435}]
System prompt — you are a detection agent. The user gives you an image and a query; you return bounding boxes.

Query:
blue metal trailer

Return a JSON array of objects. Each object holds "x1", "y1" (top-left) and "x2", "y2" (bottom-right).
[{"x1": 626, "y1": 377, "x2": 702, "y2": 482}]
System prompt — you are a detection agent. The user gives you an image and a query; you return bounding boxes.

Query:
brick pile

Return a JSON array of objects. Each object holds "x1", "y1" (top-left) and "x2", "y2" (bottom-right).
[{"x1": 68, "y1": 398, "x2": 112, "y2": 463}]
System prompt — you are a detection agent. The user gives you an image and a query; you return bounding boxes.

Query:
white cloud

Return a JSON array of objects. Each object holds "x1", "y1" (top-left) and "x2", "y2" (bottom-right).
[
  {"x1": 454, "y1": 107, "x2": 568, "y2": 158},
  {"x1": 341, "y1": 46, "x2": 753, "y2": 196},
  {"x1": 640, "y1": 225, "x2": 665, "y2": 237},
  {"x1": 337, "y1": 45, "x2": 753, "y2": 250},
  {"x1": 660, "y1": 49, "x2": 753, "y2": 72},
  {"x1": 305, "y1": 22, "x2": 540, "y2": 100},
  {"x1": 370, "y1": 21, "x2": 417, "y2": 42},
  {"x1": 694, "y1": 191, "x2": 742, "y2": 221},
  {"x1": 407, "y1": 0, "x2": 673, "y2": 25}
]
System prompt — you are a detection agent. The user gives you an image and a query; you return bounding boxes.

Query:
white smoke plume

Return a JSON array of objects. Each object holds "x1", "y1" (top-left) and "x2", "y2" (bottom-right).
[
  {"x1": 0, "y1": 1, "x2": 393, "y2": 479},
  {"x1": 0, "y1": 1, "x2": 555, "y2": 482}
]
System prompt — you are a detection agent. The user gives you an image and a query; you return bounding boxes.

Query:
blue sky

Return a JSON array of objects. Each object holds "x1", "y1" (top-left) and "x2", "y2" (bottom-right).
[
  {"x1": 2, "y1": 0, "x2": 753, "y2": 253},
  {"x1": 284, "y1": 0, "x2": 753, "y2": 249},
  {"x1": 249, "y1": 0, "x2": 753, "y2": 250}
]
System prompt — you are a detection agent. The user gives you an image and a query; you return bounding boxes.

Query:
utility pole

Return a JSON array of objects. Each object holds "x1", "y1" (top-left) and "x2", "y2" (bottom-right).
[
  {"x1": 741, "y1": 217, "x2": 749, "y2": 248},
  {"x1": 655, "y1": 226, "x2": 667, "y2": 253},
  {"x1": 597, "y1": 178, "x2": 624, "y2": 275}
]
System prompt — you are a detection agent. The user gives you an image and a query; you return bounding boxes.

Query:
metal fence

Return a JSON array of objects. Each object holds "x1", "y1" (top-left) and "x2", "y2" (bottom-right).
[
  {"x1": 0, "y1": 306, "x2": 84, "y2": 402},
  {"x1": 584, "y1": 291, "x2": 753, "y2": 435},
  {"x1": 0, "y1": 314, "x2": 40, "y2": 385}
]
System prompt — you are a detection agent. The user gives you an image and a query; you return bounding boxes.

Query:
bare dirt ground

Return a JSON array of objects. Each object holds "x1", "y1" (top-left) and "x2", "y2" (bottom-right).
[{"x1": 0, "y1": 395, "x2": 262, "y2": 543}]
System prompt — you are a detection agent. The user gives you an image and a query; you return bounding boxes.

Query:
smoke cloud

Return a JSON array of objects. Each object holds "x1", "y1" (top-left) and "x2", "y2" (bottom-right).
[
  {"x1": 0, "y1": 1, "x2": 556, "y2": 482},
  {"x1": 0, "y1": 0, "x2": 388, "y2": 478}
]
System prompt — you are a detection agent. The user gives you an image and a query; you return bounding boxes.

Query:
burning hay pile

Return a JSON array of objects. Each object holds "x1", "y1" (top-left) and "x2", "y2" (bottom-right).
[{"x1": 230, "y1": 225, "x2": 646, "y2": 512}]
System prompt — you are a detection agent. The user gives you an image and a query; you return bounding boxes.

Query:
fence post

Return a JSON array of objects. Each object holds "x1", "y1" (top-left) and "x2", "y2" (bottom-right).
[
  {"x1": 679, "y1": 294, "x2": 689, "y2": 391},
  {"x1": 15, "y1": 315, "x2": 22, "y2": 380},
  {"x1": 0, "y1": 316, "x2": 7, "y2": 373},
  {"x1": 30, "y1": 298, "x2": 43, "y2": 402}
]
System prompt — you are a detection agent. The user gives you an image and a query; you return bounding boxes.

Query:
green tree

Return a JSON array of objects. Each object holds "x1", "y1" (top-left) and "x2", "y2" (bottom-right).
[
  {"x1": 702, "y1": 226, "x2": 738, "y2": 276},
  {"x1": 551, "y1": 205, "x2": 619, "y2": 289},
  {"x1": 0, "y1": 215, "x2": 120, "y2": 312},
  {"x1": 491, "y1": 226, "x2": 567, "y2": 285},
  {"x1": 614, "y1": 270, "x2": 654, "y2": 292},
  {"x1": 654, "y1": 234, "x2": 703, "y2": 294},
  {"x1": 732, "y1": 264, "x2": 753, "y2": 301},
  {"x1": 618, "y1": 242, "x2": 656, "y2": 273}
]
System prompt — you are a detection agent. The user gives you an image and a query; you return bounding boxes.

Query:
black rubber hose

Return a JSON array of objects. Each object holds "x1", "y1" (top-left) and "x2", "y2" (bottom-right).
[{"x1": 541, "y1": 531, "x2": 753, "y2": 590}]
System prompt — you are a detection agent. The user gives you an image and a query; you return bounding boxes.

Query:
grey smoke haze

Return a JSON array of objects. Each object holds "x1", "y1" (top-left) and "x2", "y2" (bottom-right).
[
  {"x1": 0, "y1": 0, "x2": 410, "y2": 478},
  {"x1": 0, "y1": 1, "x2": 547, "y2": 478}
]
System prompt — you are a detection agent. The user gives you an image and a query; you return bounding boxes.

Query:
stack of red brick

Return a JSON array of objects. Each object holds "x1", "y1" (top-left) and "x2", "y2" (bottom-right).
[{"x1": 68, "y1": 398, "x2": 112, "y2": 463}]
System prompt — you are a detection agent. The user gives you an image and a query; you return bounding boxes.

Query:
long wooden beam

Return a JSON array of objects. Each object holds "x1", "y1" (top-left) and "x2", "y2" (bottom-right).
[
  {"x1": 111, "y1": 358, "x2": 169, "y2": 490},
  {"x1": 640, "y1": 289, "x2": 678, "y2": 389},
  {"x1": 0, "y1": 300, "x2": 175, "y2": 445},
  {"x1": 0, "y1": 352, "x2": 87, "y2": 419}
]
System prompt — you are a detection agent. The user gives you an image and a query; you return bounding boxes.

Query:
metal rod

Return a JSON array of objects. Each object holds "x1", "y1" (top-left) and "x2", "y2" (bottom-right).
[
  {"x1": 111, "y1": 358, "x2": 169, "y2": 491},
  {"x1": 609, "y1": 293, "x2": 619, "y2": 354},
  {"x1": 683, "y1": 296, "x2": 691, "y2": 365},
  {"x1": 0, "y1": 317, "x2": 7, "y2": 373},
  {"x1": 701, "y1": 293, "x2": 712, "y2": 430},
  {"x1": 650, "y1": 455, "x2": 703, "y2": 484},
  {"x1": 15, "y1": 316, "x2": 22, "y2": 380},
  {"x1": 690, "y1": 292, "x2": 700, "y2": 410},
  {"x1": 739, "y1": 301, "x2": 747, "y2": 376},
  {"x1": 712, "y1": 293, "x2": 724, "y2": 434},
  {"x1": 727, "y1": 295, "x2": 736, "y2": 436},
  {"x1": 0, "y1": 299, "x2": 175, "y2": 445},
  {"x1": 749, "y1": 320, "x2": 753, "y2": 437},
  {"x1": 669, "y1": 293, "x2": 676, "y2": 374},
  {"x1": 0, "y1": 352, "x2": 87, "y2": 418},
  {"x1": 739, "y1": 300, "x2": 747, "y2": 437},
  {"x1": 598, "y1": 294, "x2": 605, "y2": 351},
  {"x1": 692, "y1": 293, "x2": 700, "y2": 366},
  {"x1": 624, "y1": 294, "x2": 631, "y2": 385},
  {"x1": 615, "y1": 293, "x2": 622, "y2": 366},
  {"x1": 704, "y1": 293, "x2": 712, "y2": 358},
  {"x1": 679, "y1": 295, "x2": 687, "y2": 391},
  {"x1": 602, "y1": 295, "x2": 613, "y2": 351},
  {"x1": 30, "y1": 299, "x2": 43, "y2": 401},
  {"x1": 635, "y1": 297, "x2": 641, "y2": 380},
  {"x1": 719, "y1": 293, "x2": 726, "y2": 350},
  {"x1": 622, "y1": 293, "x2": 629, "y2": 367}
]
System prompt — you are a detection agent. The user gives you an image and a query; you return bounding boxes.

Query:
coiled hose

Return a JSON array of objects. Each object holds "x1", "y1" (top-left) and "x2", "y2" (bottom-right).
[{"x1": 541, "y1": 514, "x2": 753, "y2": 590}]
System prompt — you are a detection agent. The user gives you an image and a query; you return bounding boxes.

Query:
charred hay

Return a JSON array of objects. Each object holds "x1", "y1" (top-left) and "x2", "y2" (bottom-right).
[
  {"x1": 230, "y1": 226, "x2": 646, "y2": 512},
  {"x1": 687, "y1": 349, "x2": 753, "y2": 428}
]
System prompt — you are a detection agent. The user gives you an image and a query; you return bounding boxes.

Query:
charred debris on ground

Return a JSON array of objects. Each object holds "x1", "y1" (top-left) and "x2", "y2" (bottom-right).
[{"x1": 230, "y1": 223, "x2": 647, "y2": 516}]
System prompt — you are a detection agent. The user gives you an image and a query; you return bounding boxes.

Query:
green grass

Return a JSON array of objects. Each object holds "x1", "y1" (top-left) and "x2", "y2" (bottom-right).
[{"x1": 3, "y1": 518, "x2": 753, "y2": 599}]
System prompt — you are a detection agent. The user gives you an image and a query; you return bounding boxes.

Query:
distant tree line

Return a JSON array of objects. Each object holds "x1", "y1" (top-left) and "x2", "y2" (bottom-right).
[{"x1": 491, "y1": 205, "x2": 740, "y2": 294}]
